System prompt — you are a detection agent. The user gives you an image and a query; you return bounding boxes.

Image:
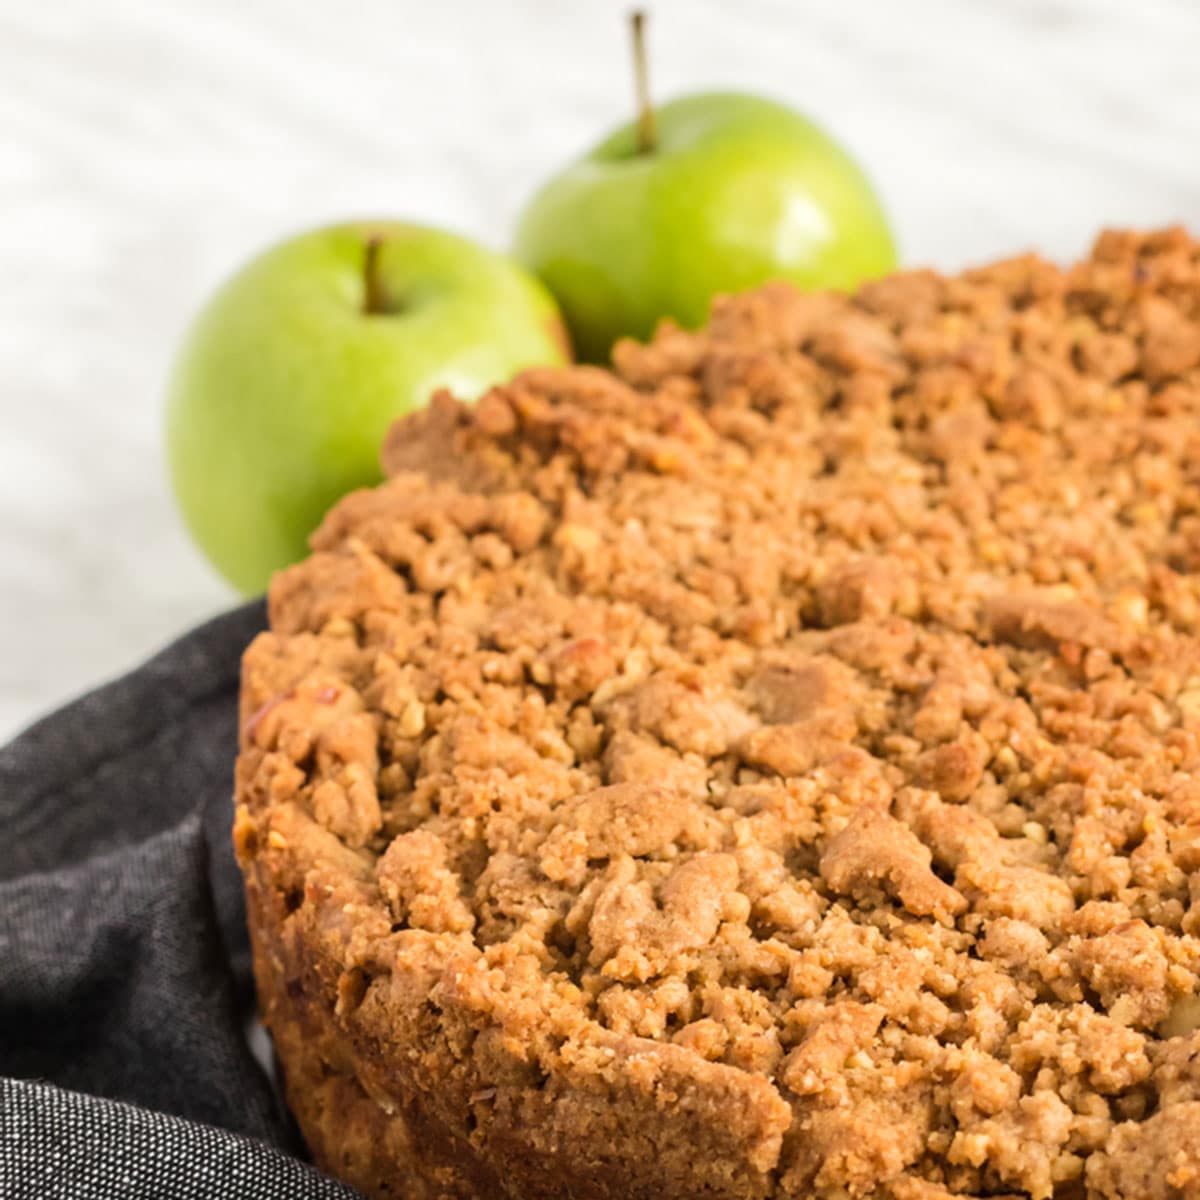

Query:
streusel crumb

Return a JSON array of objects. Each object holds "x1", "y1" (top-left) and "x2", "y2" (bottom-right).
[{"x1": 236, "y1": 228, "x2": 1200, "y2": 1200}]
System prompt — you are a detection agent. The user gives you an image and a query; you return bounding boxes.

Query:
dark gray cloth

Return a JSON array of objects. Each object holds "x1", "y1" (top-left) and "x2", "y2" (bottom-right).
[
  {"x1": 0, "y1": 603, "x2": 361, "y2": 1197},
  {"x1": 0, "y1": 1079, "x2": 356, "y2": 1200}
]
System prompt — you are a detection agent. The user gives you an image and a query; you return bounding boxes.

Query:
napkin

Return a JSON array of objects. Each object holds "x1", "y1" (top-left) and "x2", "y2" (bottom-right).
[{"x1": 0, "y1": 603, "x2": 359, "y2": 1198}]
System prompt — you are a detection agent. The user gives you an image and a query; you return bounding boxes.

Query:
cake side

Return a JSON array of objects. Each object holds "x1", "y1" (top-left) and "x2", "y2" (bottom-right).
[{"x1": 236, "y1": 228, "x2": 1200, "y2": 1200}]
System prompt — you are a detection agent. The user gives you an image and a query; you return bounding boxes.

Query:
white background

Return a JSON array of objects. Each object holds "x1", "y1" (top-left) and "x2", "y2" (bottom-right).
[{"x1": 3, "y1": 0, "x2": 1200, "y2": 739}]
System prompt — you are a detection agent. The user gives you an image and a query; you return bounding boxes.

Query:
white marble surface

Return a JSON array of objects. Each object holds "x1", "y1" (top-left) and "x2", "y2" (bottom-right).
[{"x1": 3, "y1": 0, "x2": 1200, "y2": 740}]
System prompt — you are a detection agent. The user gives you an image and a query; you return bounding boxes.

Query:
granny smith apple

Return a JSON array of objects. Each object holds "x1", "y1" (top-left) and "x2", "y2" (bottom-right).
[
  {"x1": 167, "y1": 222, "x2": 570, "y2": 595},
  {"x1": 514, "y1": 91, "x2": 896, "y2": 362}
]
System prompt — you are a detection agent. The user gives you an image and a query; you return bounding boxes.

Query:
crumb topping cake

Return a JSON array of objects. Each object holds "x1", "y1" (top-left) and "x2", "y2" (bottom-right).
[{"x1": 235, "y1": 228, "x2": 1200, "y2": 1200}]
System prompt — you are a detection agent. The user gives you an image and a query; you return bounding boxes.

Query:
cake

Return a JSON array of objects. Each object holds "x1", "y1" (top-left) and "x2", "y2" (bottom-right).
[{"x1": 234, "y1": 228, "x2": 1200, "y2": 1200}]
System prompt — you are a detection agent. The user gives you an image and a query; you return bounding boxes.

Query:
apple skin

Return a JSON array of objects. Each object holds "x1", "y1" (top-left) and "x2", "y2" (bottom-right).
[
  {"x1": 167, "y1": 222, "x2": 570, "y2": 595},
  {"x1": 514, "y1": 91, "x2": 897, "y2": 362}
]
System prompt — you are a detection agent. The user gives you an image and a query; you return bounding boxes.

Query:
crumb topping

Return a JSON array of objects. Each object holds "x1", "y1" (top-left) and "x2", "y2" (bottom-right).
[{"x1": 237, "y1": 227, "x2": 1200, "y2": 1199}]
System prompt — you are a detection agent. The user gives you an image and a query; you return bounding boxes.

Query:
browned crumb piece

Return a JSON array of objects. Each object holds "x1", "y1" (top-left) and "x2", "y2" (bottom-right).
[{"x1": 236, "y1": 227, "x2": 1200, "y2": 1200}]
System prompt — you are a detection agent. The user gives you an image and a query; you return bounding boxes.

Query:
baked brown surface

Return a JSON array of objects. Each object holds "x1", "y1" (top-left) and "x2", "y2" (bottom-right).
[{"x1": 235, "y1": 228, "x2": 1200, "y2": 1200}]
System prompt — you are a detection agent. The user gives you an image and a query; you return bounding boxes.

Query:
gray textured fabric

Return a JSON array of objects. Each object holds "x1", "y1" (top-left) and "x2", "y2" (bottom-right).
[
  {"x1": 0, "y1": 1079, "x2": 357, "y2": 1199},
  {"x1": 0, "y1": 603, "x2": 361, "y2": 1197}
]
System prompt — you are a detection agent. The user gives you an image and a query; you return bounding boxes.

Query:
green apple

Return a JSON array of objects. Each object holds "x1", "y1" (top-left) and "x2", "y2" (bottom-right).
[
  {"x1": 514, "y1": 91, "x2": 897, "y2": 362},
  {"x1": 167, "y1": 222, "x2": 570, "y2": 595}
]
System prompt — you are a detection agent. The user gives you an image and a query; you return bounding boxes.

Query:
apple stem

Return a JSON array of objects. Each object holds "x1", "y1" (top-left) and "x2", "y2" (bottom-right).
[
  {"x1": 363, "y1": 235, "x2": 385, "y2": 315},
  {"x1": 630, "y1": 10, "x2": 656, "y2": 154}
]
